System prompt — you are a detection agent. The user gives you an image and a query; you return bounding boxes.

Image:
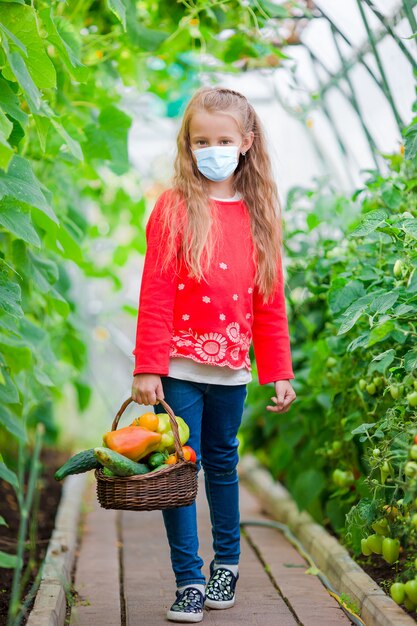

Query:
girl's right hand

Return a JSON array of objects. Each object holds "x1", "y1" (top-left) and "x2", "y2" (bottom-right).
[{"x1": 131, "y1": 374, "x2": 164, "y2": 406}]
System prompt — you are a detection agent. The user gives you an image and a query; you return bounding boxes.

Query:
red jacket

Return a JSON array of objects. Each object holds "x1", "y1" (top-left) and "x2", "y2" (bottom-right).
[{"x1": 132, "y1": 190, "x2": 294, "y2": 385}]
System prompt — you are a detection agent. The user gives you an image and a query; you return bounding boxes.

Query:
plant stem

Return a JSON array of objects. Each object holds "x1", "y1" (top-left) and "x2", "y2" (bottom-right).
[{"x1": 7, "y1": 424, "x2": 44, "y2": 626}]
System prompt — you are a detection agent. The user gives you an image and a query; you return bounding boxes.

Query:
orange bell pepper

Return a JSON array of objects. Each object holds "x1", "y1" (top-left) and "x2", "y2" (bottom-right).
[{"x1": 103, "y1": 426, "x2": 161, "y2": 461}]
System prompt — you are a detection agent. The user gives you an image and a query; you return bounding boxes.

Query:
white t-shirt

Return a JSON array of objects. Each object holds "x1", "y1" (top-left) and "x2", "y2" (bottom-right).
[{"x1": 167, "y1": 191, "x2": 252, "y2": 386}]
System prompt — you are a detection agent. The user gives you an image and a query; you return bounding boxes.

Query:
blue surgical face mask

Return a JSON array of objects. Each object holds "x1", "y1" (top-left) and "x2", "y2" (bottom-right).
[{"x1": 193, "y1": 145, "x2": 240, "y2": 182}]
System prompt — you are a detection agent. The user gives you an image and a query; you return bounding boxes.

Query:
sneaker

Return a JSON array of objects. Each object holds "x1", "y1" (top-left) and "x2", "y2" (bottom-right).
[
  {"x1": 205, "y1": 565, "x2": 239, "y2": 609},
  {"x1": 166, "y1": 587, "x2": 205, "y2": 623}
]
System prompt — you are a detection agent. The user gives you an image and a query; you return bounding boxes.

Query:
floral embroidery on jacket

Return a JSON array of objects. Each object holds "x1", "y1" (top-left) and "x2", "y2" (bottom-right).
[{"x1": 170, "y1": 325, "x2": 252, "y2": 368}]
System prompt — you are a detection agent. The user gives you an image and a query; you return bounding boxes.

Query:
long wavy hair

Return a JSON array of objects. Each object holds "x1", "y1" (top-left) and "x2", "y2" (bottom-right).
[{"x1": 157, "y1": 86, "x2": 283, "y2": 303}]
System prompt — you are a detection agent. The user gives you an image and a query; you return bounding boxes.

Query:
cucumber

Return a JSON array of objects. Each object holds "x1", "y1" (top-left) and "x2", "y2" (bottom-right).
[
  {"x1": 93, "y1": 447, "x2": 149, "y2": 477},
  {"x1": 102, "y1": 467, "x2": 117, "y2": 477},
  {"x1": 54, "y1": 448, "x2": 101, "y2": 481}
]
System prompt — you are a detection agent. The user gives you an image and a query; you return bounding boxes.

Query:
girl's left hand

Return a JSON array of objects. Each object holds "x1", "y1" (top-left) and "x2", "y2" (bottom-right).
[{"x1": 266, "y1": 380, "x2": 296, "y2": 413}]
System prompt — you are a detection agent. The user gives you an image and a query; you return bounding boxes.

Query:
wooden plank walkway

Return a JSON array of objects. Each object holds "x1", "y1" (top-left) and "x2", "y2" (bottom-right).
[{"x1": 69, "y1": 475, "x2": 352, "y2": 626}]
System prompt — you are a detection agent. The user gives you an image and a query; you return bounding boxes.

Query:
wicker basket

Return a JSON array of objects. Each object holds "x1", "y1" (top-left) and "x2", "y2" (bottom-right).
[{"x1": 95, "y1": 396, "x2": 198, "y2": 511}]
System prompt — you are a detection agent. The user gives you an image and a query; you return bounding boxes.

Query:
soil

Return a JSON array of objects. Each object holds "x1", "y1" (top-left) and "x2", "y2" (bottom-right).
[{"x1": 0, "y1": 448, "x2": 69, "y2": 626}]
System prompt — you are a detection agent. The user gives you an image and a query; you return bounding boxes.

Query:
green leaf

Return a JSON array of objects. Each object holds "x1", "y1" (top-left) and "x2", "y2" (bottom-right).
[
  {"x1": 1, "y1": 4, "x2": 56, "y2": 89},
  {"x1": 404, "y1": 122, "x2": 417, "y2": 160},
  {"x1": 404, "y1": 350, "x2": 417, "y2": 372},
  {"x1": 0, "y1": 76, "x2": 28, "y2": 125},
  {"x1": 369, "y1": 291, "x2": 399, "y2": 314},
  {"x1": 0, "y1": 404, "x2": 26, "y2": 442},
  {"x1": 0, "y1": 156, "x2": 58, "y2": 223},
  {"x1": 0, "y1": 134, "x2": 14, "y2": 171},
  {"x1": 39, "y1": 8, "x2": 85, "y2": 73},
  {"x1": 0, "y1": 550, "x2": 20, "y2": 569},
  {"x1": 369, "y1": 349, "x2": 395, "y2": 374},
  {"x1": 0, "y1": 110, "x2": 13, "y2": 140},
  {"x1": 351, "y1": 422, "x2": 376, "y2": 435},
  {"x1": 0, "y1": 460, "x2": 18, "y2": 492},
  {"x1": 291, "y1": 469, "x2": 325, "y2": 509},
  {"x1": 0, "y1": 272, "x2": 23, "y2": 318},
  {"x1": 107, "y1": 0, "x2": 127, "y2": 30},
  {"x1": 0, "y1": 198, "x2": 41, "y2": 246},
  {"x1": 402, "y1": 218, "x2": 417, "y2": 240},
  {"x1": 3, "y1": 50, "x2": 43, "y2": 113},
  {"x1": 50, "y1": 119, "x2": 83, "y2": 161},
  {"x1": 83, "y1": 106, "x2": 131, "y2": 174},
  {"x1": 0, "y1": 369, "x2": 19, "y2": 403},
  {"x1": 350, "y1": 209, "x2": 389, "y2": 237},
  {"x1": 336, "y1": 294, "x2": 374, "y2": 335},
  {"x1": 329, "y1": 280, "x2": 365, "y2": 315},
  {"x1": 0, "y1": 515, "x2": 8, "y2": 527},
  {"x1": 367, "y1": 321, "x2": 395, "y2": 347}
]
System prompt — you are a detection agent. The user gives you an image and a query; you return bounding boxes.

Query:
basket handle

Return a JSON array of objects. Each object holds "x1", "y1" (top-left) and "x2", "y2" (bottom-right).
[{"x1": 111, "y1": 397, "x2": 185, "y2": 462}]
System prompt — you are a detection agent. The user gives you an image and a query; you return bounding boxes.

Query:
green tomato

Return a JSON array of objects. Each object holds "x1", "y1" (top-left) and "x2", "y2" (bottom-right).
[
  {"x1": 332, "y1": 440, "x2": 342, "y2": 453},
  {"x1": 404, "y1": 596, "x2": 416, "y2": 611},
  {"x1": 366, "y1": 534, "x2": 384, "y2": 555},
  {"x1": 372, "y1": 518, "x2": 390, "y2": 535},
  {"x1": 359, "y1": 378, "x2": 367, "y2": 391},
  {"x1": 410, "y1": 445, "x2": 417, "y2": 461},
  {"x1": 373, "y1": 376, "x2": 383, "y2": 387},
  {"x1": 361, "y1": 538, "x2": 372, "y2": 556},
  {"x1": 382, "y1": 537, "x2": 400, "y2": 565},
  {"x1": 405, "y1": 579, "x2": 417, "y2": 604},
  {"x1": 405, "y1": 462, "x2": 417, "y2": 478},
  {"x1": 326, "y1": 357, "x2": 337, "y2": 368},
  {"x1": 366, "y1": 382, "x2": 376, "y2": 395},
  {"x1": 332, "y1": 469, "x2": 354, "y2": 489},
  {"x1": 390, "y1": 582, "x2": 405, "y2": 605},
  {"x1": 407, "y1": 392, "x2": 417, "y2": 407},
  {"x1": 372, "y1": 448, "x2": 381, "y2": 457},
  {"x1": 411, "y1": 513, "x2": 417, "y2": 529},
  {"x1": 389, "y1": 384, "x2": 401, "y2": 400}
]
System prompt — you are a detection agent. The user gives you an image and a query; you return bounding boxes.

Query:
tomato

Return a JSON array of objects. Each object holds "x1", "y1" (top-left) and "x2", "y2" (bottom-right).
[
  {"x1": 182, "y1": 446, "x2": 197, "y2": 463},
  {"x1": 333, "y1": 469, "x2": 354, "y2": 488},
  {"x1": 382, "y1": 537, "x2": 400, "y2": 565},
  {"x1": 389, "y1": 384, "x2": 401, "y2": 400},
  {"x1": 359, "y1": 379, "x2": 367, "y2": 391},
  {"x1": 404, "y1": 596, "x2": 416, "y2": 611},
  {"x1": 332, "y1": 441, "x2": 342, "y2": 453},
  {"x1": 407, "y1": 392, "x2": 417, "y2": 407},
  {"x1": 165, "y1": 454, "x2": 178, "y2": 465},
  {"x1": 373, "y1": 376, "x2": 383, "y2": 388},
  {"x1": 410, "y1": 445, "x2": 417, "y2": 461},
  {"x1": 366, "y1": 382, "x2": 376, "y2": 395},
  {"x1": 405, "y1": 580, "x2": 417, "y2": 604},
  {"x1": 361, "y1": 538, "x2": 372, "y2": 556},
  {"x1": 405, "y1": 461, "x2": 417, "y2": 478},
  {"x1": 383, "y1": 504, "x2": 399, "y2": 521},
  {"x1": 372, "y1": 518, "x2": 390, "y2": 535},
  {"x1": 390, "y1": 582, "x2": 405, "y2": 604},
  {"x1": 366, "y1": 534, "x2": 384, "y2": 555},
  {"x1": 326, "y1": 357, "x2": 337, "y2": 368},
  {"x1": 381, "y1": 461, "x2": 392, "y2": 484}
]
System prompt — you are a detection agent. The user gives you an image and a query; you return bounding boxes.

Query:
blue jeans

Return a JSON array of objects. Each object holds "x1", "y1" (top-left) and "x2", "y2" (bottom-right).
[{"x1": 154, "y1": 376, "x2": 248, "y2": 587}]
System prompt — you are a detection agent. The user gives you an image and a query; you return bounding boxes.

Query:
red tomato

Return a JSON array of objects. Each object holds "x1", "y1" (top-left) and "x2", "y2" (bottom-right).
[{"x1": 182, "y1": 446, "x2": 197, "y2": 463}]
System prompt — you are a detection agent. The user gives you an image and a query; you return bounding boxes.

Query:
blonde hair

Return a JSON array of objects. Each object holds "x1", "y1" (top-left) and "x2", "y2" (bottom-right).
[{"x1": 158, "y1": 86, "x2": 283, "y2": 303}]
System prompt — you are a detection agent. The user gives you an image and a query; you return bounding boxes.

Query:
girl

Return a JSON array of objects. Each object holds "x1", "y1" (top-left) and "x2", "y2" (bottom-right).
[{"x1": 131, "y1": 86, "x2": 296, "y2": 623}]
